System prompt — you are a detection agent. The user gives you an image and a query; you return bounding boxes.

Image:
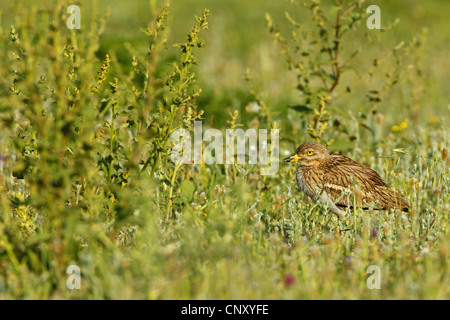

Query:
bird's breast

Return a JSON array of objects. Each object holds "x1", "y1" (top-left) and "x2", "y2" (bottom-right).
[{"x1": 296, "y1": 167, "x2": 319, "y2": 200}]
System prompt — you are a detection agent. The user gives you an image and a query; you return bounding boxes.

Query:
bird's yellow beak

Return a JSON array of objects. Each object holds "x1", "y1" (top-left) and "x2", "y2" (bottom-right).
[{"x1": 283, "y1": 154, "x2": 302, "y2": 163}]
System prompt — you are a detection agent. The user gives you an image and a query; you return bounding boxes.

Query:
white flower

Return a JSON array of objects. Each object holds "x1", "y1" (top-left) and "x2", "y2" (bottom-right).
[{"x1": 245, "y1": 101, "x2": 261, "y2": 113}]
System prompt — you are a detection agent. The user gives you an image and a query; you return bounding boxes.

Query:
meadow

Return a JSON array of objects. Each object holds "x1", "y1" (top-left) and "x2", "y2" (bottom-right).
[{"x1": 0, "y1": 0, "x2": 448, "y2": 299}]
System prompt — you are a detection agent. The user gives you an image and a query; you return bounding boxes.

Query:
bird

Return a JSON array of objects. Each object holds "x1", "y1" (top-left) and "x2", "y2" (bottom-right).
[{"x1": 283, "y1": 142, "x2": 409, "y2": 217}]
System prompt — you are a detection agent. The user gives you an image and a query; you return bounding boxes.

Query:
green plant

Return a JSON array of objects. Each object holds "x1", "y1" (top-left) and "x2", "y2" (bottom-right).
[{"x1": 266, "y1": 0, "x2": 427, "y2": 151}]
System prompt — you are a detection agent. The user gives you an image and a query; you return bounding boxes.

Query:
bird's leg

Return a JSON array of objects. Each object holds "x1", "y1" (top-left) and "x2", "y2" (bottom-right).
[
  {"x1": 314, "y1": 183, "x2": 345, "y2": 230},
  {"x1": 318, "y1": 192, "x2": 345, "y2": 217}
]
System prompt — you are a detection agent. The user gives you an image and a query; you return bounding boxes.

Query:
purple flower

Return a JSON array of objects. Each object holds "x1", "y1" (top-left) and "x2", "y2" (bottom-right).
[
  {"x1": 284, "y1": 274, "x2": 296, "y2": 286},
  {"x1": 370, "y1": 228, "x2": 378, "y2": 239}
]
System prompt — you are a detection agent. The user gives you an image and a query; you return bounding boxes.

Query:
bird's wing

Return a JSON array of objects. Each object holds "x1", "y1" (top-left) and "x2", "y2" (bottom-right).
[{"x1": 320, "y1": 154, "x2": 388, "y2": 209}]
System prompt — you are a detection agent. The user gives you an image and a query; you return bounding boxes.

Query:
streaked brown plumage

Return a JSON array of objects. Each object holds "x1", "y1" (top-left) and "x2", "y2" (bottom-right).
[{"x1": 283, "y1": 142, "x2": 409, "y2": 217}]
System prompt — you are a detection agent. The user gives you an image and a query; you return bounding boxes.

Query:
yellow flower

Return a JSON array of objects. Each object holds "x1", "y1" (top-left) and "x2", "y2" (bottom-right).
[
  {"x1": 400, "y1": 121, "x2": 407, "y2": 129},
  {"x1": 391, "y1": 125, "x2": 400, "y2": 132},
  {"x1": 428, "y1": 117, "x2": 438, "y2": 125}
]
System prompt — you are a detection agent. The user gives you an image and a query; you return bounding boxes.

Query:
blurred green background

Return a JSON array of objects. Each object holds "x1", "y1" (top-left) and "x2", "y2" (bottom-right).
[{"x1": 2, "y1": 0, "x2": 449, "y2": 126}]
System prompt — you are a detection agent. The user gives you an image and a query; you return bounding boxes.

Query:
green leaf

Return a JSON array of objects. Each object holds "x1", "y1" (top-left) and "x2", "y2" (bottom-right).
[{"x1": 289, "y1": 105, "x2": 313, "y2": 113}]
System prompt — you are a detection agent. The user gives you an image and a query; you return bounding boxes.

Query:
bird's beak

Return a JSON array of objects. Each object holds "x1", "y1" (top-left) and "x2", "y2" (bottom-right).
[{"x1": 283, "y1": 154, "x2": 302, "y2": 163}]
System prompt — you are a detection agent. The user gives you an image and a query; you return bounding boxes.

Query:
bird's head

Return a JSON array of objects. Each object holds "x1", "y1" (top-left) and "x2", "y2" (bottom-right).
[{"x1": 283, "y1": 142, "x2": 330, "y2": 167}]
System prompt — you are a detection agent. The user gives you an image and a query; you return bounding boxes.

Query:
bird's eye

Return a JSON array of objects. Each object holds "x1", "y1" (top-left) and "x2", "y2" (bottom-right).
[{"x1": 307, "y1": 151, "x2": 314, "y2": 156}]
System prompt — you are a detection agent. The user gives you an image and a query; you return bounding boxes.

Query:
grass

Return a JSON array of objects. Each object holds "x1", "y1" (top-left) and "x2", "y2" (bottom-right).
[{"x1": 0, "y1": 0, "x2": 448, "y2": 299}]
